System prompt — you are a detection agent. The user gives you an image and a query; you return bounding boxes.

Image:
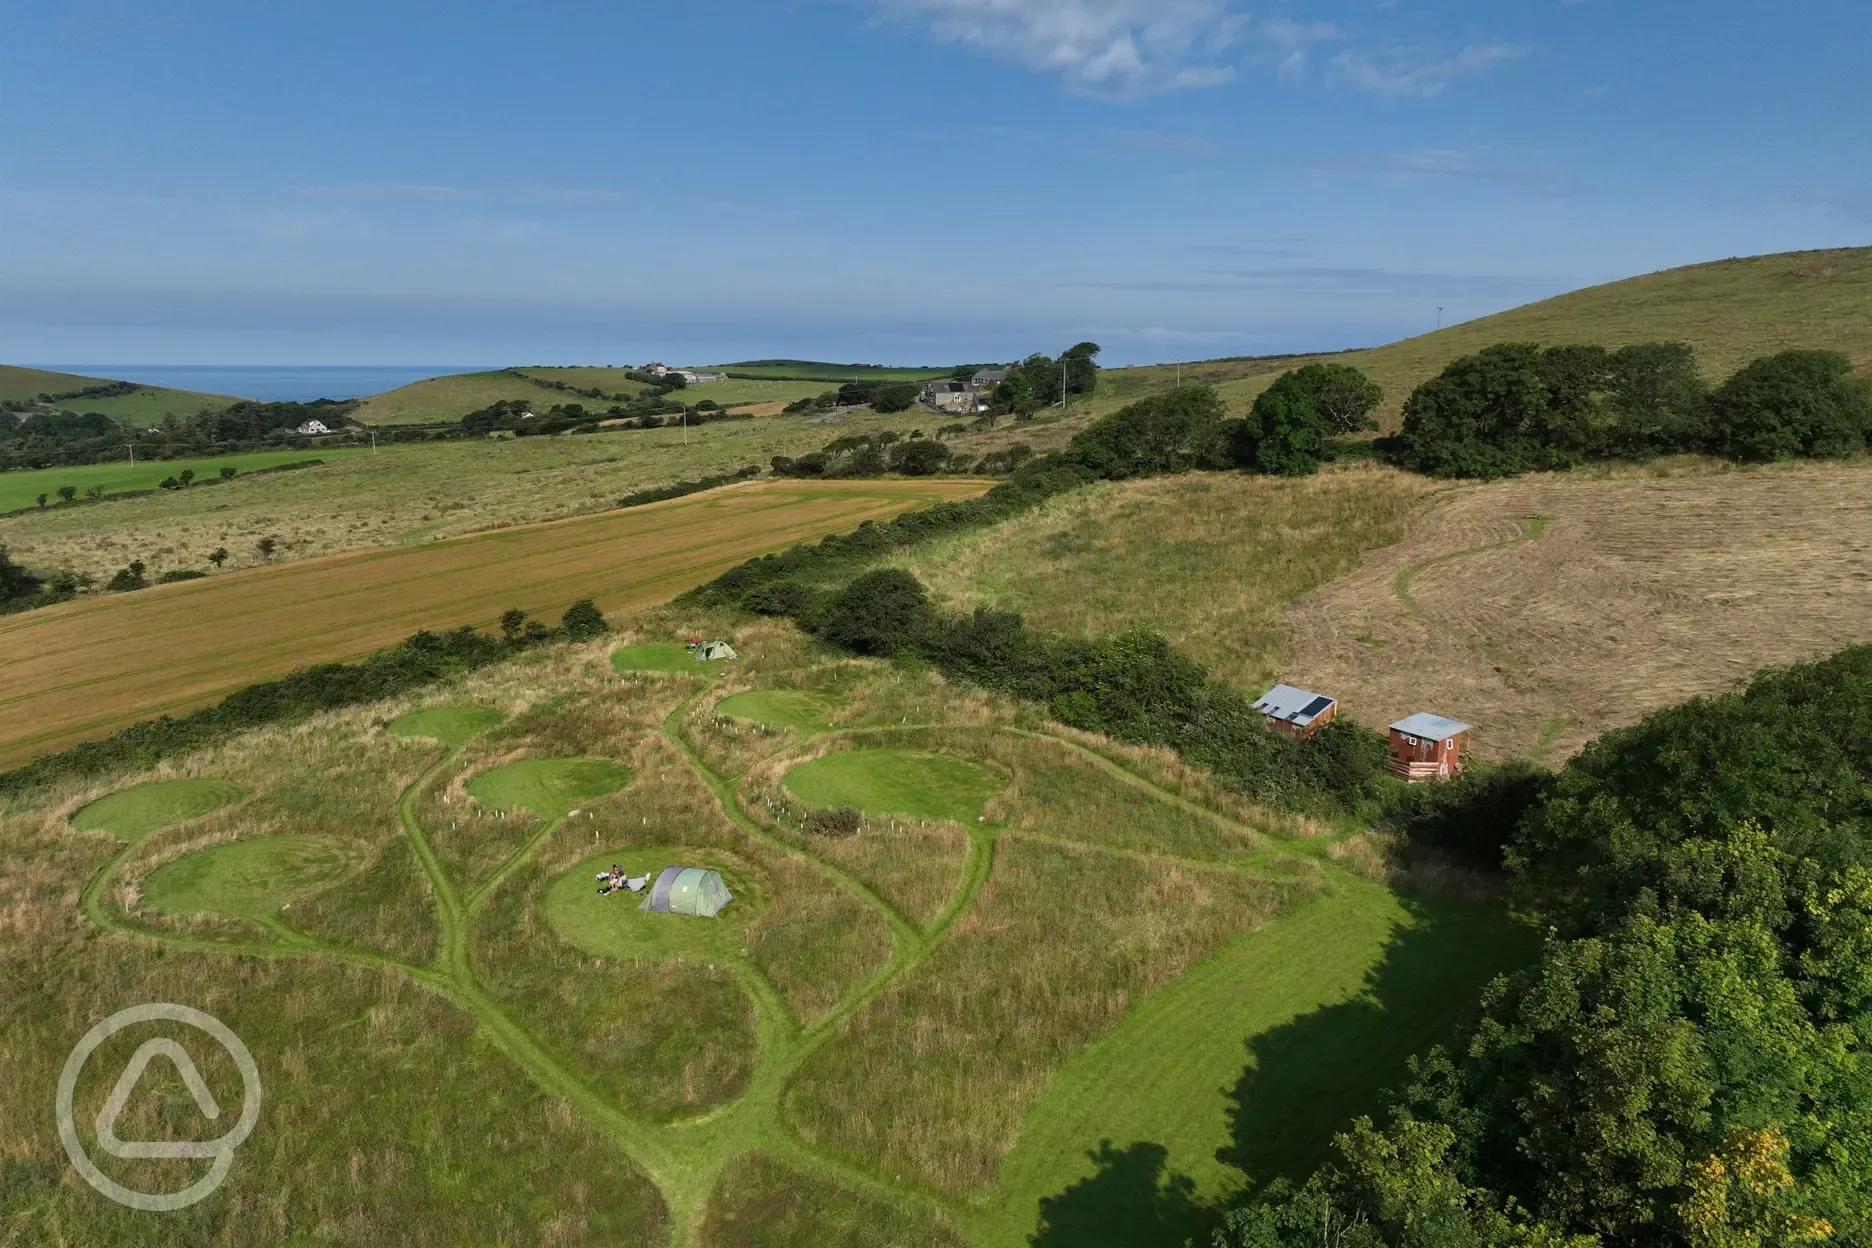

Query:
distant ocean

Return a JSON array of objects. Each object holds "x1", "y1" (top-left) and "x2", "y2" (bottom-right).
[{"x1": 53, "y1": 365, "x2": 492, "y2": 403}]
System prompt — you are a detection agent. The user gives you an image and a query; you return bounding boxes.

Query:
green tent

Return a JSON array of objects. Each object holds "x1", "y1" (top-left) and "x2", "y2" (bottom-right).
[
  {"x1": 698, "y1": 641, "x2": 738, "y2": 661},
  {"x1": 639, "y1": 866, "x2": 734, "y2": 918}
]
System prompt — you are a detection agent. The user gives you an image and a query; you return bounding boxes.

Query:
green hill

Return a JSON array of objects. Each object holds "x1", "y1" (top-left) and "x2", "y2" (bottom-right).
[
  {"x1": 1105, "y1": 246, "x2": 1872, "y2": 425},
  {"x1": 347, "y1": 369, "x2": 619, "y2": 425},
  {"x1": 716, "y1": 359, "x2": 955, "y2": 382},
  {"x1": 0, "y1": 364, "x2": 242, "y2": 423}
]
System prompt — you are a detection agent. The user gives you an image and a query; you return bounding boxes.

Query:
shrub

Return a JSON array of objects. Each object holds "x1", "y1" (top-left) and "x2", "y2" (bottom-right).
[
  {"x1": 1707, "y1": 348, "x2": 1872, "y2": 461},
  {"x1": 803, "y1": 807, "x2": 863, "y2": 838},
  {"x1": 817, "y1": 569, "x2": 933, "y2": 657},
  {"x1": 155, "y1": 569, "x2": 208, "y2": 584},
  {"x1": 887, "y1": 438, "x2": 949, "y2": 476},
  {"x1": 105, "y1": 560, "x2": 149, "y2": 592},
  {"x1": 872, "y1": 382, "x2": 921, "y2": 413},
  {"x1": 559, "y1": 598, "x2": 609, "y2": 641},
  {"x1": 1389, "y1": 758, "x2": 1551, "y2": 869},
  {"x1": 1237, "y1": 364, "x2": 1383, "y2": 477}
]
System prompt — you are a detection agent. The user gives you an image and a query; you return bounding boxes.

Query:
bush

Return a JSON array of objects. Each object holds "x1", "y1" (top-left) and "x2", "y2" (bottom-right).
[
  {"x1": 803, "y1": 807, "x2": 863, "y2": 838},
  {"x1": 1706, "y1": 348, "x2": 1872, "y2": 461},
  {"x1": 816, "y1": 569, "x2": 933, "y2": 657},
  {"x1": 887, "y1": 438, "x2": 949, "y2": 475},
  {"x1": 1237, "y1": 364, "x2": 1382, "y2": 477},
  {"x1": 105, "y1": 560, "x2": 149, "y2": 592},
  {"x1": 1388, "y1": 759, "x2": 1551, "y2": 869},
  {"x1": 155, "y1": 569, "x2": 208, "y2": 584},
  {"x1": 559, "y1": 598, "x2": 609, "y2": 641},
  {"x1": 872, "y1": 382, "x2": 920, "y2": 413}
]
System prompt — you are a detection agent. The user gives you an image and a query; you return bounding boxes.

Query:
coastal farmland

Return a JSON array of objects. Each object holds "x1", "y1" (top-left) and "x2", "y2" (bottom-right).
[{"x1": 0, "y1": 478, "x2": 987, "y2": 766}]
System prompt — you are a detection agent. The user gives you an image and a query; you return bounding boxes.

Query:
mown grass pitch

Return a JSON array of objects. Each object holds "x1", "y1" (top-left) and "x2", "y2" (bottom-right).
[
  {"x1": 68, "y1": 777, "x2": 246, "y2": 842},
  {"x1": 546, "y1": 848, "x2": 763, "y2": 964},
  {"x1": 716, "y1": 689, "x2": 841, "y2": 734},
  {"x1": 143, "y1": 833, "x2": 362, "y2": 922},
  {"x1": 389, "y1": 704, "x2": 508, "y2": 747},
  {"x1": 783, "y1": 748, "x2": 1005, "y2": 822},
  {"x1": 467, "y1": 757, "x2": 633, "y2": 822},
  {"x1": 613, "y1": 641, "x2": 723, "y2": 674}
]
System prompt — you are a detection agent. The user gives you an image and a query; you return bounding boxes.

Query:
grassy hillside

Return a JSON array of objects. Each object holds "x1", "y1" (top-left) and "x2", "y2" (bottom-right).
[
  {"x1": 347, "y1": 369, "x2": 594, "y2": 425},
  {"x1": 0, "y1": 364, "x2": 241, "y2": 422},
  {"x1": 1104, "y1": 246, "x2": 1872, "y2": 426},
  {"x1": 511, "y1": 366, "x2": 659, "y2": 397},
  {"x1": 0, "y1": 613, "x2": 1518, "y2": 1246},
  {"x1": 718, "y1": 360, "x2": 954, "y2": 382}
]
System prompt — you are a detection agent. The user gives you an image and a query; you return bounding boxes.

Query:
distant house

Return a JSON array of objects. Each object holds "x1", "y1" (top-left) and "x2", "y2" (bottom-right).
[
  {"x1": 689, "y1": 370, "x2": 726, "y2": 385},
  {"x1": 1253, "y1": 684, "x2": 1338, "y2": 738},
  {"x1": 646, "y1": 361, "x2": 669, "y2": 376},
  {"x1": 1386, "y1": 713, "x2": 1473, "y2": 783},
  {"x1": 295, "y1": 419, "x2": 333, "y2": 436},
  {"x1": 921, "y1": 380, "x2": 974, "y2": 413},
  {"x1": 971, "y1": 367, "x2": 1009, "y2": 389}
]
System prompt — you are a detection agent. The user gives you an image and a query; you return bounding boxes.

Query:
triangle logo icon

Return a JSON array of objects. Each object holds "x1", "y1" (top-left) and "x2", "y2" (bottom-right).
[{"x1": 95, "y1": 1038, "x2": 225, "y2": 1160}]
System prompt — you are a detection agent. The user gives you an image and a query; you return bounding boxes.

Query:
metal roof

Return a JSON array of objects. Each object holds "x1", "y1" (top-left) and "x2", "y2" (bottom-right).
[
  {"x1": 1390, "y1": 713, "x2": 1473, "y2": 739},
  {"x1": 1255, "y1": 684, "x2": 1337, "y2": 727}
]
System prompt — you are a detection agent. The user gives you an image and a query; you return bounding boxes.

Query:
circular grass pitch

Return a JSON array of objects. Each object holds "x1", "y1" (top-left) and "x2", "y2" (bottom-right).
[
  {"x1": 611, "y1": 642, "x2": 726, "y2": 675},
  {"x1": 782, "y1": 749, "x2": 1004, "y2": 823},
  {"x1": 143, "y1": 834, "x2": 362, "y2": 922},
  {"x1": 390, "y1": 705, "x2": 507, "y2": 747},
  {"x1": 71, "y1": 779, "x2": 247, "y2": 844},
  {"x1": 545, "y1": 849, "x2": 764, "y2": 964},
  {"x1": 467, "y1": 758, "x2": 632, "y2": 822},
  {"x1": 716, "y1": 689, "x2": 842, "y2": 735}
]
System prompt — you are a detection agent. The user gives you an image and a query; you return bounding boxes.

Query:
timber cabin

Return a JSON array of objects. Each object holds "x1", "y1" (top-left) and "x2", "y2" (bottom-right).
[
  {"x1": 1254, "y1": 685, "x2": 1338, "y2": 739},
  {"x1": 1387, "y1": 713, "x2": 1473, "y2": 783}
]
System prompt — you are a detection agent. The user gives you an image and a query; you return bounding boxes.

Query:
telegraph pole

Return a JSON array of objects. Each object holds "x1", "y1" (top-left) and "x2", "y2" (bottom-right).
[
  {"x1": 1435, "y1": 307, "x2": 1445, "y2": 331},
  {"x1": 126, "y1": 440, "x2": 136, "y2": 466}
]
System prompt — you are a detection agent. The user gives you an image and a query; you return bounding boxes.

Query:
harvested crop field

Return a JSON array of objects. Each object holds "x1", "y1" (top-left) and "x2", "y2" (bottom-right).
[
  {"x1": 0, "y1": 478, "x2": 986, "y2": 766},
  {"x1": 1280, "y1": 459, "x2": 1872, "y2": 761}
]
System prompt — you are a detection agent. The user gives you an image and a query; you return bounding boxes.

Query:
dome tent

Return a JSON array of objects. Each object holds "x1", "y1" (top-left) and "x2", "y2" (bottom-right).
[{"x1": 639, "y1": 866, "x2": 734, "y2": 918}]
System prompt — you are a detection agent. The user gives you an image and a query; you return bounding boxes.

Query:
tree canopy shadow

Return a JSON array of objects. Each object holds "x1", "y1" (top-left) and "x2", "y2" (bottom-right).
[
  {"x1": 1029, "y1": 1140, "x2": 1213, "y2": 1248},
  {"x1": 1215, "y1": 897, "x2": 1535, "y2": 1191}
]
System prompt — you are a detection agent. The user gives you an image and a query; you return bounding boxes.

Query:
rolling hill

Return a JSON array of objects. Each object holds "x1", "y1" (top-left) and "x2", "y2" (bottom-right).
[
  {"x1": 0, "y1": 364, "x2": 242, "y2": 423},
  {"x1": 1103, "y1": 246, "x2": 1872, "y2": 425}
]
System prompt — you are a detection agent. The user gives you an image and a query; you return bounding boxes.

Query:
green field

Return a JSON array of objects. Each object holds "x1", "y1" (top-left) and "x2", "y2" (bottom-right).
[
  {"x1": 715, "y1": 360, "x2": 955, "y2": 383},
  {"x1": 613, "y1": 640, "x2": 731, "y2": 674},
  {"x1": 675, "y1": 378, "x2": 835, "y2": 408},
  {"x1": 717, "y1": 689, "x2": 842, "y2": 734},
  {"x1": 0, "y1": 364, "x2": 242, "y2": 422},
  {"x1": 783, "y1": 748, "x2": 1005, "y2": 822},
  {"x1": 0, "y1": 447, "x2": 371, "y2": 514},
  {"x1": 0, "y1": 612, "x2": 1530, "y2": 1246},
  {"x1": 69, "y1": 777, "x2": 247, "y2": 843},
  {"x1": 347, "y1": 369, "x2": 591, "y2": 425}
]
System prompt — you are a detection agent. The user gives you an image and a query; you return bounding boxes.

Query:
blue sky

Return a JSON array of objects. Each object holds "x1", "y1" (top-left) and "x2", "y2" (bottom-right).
[{"x1": 3, "y1": 0, "x2": 1867, "y2": 367}]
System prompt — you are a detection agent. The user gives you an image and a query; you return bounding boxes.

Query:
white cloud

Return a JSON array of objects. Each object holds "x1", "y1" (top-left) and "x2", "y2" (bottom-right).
[
  {"x1": 1330, "y1": 41, "x2": 1527, "y2": 98},
  {"x1": 857, "y1": 0, "x2": 1247, "y2": 94},
  {"x1": 1257, "y1": 16, "x2": 1339, "y2": 80}
]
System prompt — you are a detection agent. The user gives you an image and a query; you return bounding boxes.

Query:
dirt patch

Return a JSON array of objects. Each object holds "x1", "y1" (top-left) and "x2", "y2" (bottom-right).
[{"x1": 1279, "y1": 459, "x2": 1872, "y2": 761}]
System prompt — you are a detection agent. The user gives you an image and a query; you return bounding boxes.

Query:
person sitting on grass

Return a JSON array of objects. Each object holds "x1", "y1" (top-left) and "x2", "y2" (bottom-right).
[{"x1": 594, "y1": 864, "x2": 625, "y2": 895}]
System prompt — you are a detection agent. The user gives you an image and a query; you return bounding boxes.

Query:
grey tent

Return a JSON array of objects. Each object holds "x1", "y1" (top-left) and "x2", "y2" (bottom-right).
[
  {"x1": 639, "y1": 866, "x2": 734, "y2": 918},
  {"x1": 698, "y1": 641, "x2": 738, "y2": 661}
]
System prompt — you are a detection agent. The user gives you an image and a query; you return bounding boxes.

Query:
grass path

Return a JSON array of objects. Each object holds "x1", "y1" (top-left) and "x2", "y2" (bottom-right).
[{"x1": 67, "y1": 666, "x2": 1514, "y2": 1246}]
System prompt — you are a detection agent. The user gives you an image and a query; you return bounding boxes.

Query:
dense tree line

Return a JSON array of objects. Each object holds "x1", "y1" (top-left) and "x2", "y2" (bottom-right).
[
  {"x1": 0, "y1": 398, "x2": 361, "y2": 470},
  {"x1": 616, "y1": 465, "x2": 760, "y2": 508},
  {"x1": 1219, "y1": 646, "x2": 1872, "y2": 1245},
  {"x1": 1390, "y1": 343, "x2": 1872, "y2": 479},
  {"x1": 991, "y1": 342, "x2": 1102, "y2": 417},
  {"x1": 0, "y1": 599, "x2": 610, "y2": 801}
]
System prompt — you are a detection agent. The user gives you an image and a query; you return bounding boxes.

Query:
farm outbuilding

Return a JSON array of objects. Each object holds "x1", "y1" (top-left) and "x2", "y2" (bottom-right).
[
  {"x1": 1387, "y1": 713, "x2": 1473, "y2": 783},
  {"x1": 639, "y1": 866, "x2": 734, "y2": 918},
  {"x1": 1254, "y1": 684, "x2": 1338, "y2": 738}
]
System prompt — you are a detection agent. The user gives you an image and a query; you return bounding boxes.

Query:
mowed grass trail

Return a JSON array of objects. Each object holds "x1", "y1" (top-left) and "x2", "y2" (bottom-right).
[{"x1": 0, "y1": 478, "x2": 987, "y2": 767}]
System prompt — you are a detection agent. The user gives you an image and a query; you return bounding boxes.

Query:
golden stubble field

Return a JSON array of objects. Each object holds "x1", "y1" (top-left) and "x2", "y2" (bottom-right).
[
  {"x1": 0, "y1": 478, "x2": 987, "y2": 767},
  {"x1": 1279, "y1": 460, "x2": 1872, "y2": 761}
]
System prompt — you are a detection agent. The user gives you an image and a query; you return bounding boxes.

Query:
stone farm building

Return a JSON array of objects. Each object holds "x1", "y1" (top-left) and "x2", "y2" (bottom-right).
[
  {"x1": 1386, "y1": 713, "x2": 1473, "y2": 783},
  {"x1": 921, "y1": 380, "x2": 975, "y2": 414},
  {"x1": 1253, "y1": 684, "x2": 1338, "y2": 738}
]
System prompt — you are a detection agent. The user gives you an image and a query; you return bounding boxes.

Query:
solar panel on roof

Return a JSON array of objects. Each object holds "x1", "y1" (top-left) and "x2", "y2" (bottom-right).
[{"x1": 1300, "y1": 696, "x2": 1334, "y2": 719}]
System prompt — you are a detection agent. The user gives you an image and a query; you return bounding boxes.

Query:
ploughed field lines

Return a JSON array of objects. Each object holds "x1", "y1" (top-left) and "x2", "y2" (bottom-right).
[{"x1": 0, "y1": 479, "x2": 986, "y2": 767}]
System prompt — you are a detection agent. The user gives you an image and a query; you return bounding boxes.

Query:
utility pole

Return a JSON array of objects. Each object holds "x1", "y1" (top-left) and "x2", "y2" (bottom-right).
[
  {"x1": 126, "y1": 440, "x2": 136, "y2": 466},
  {"x1": 370, "y1": 428, "x2": 377, "y2": 455},
  {"x1": 1435, "y1": 307, "x2": 1445, "y2": 331}
]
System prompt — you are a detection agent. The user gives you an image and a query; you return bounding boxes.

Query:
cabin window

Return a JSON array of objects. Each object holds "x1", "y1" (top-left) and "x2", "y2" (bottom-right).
[
  {"x1": 1404, "y1": 735, "x2": 1418, "y2": 746},
  {"x1": 1445, "y1": 739, "x2": 1454, "y2": 749}
]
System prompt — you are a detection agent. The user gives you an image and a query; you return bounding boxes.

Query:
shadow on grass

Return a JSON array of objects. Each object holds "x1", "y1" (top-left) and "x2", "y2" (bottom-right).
[
  {"x1": 1030, "y1": 1142, "x2": 1209, "y2": 1248},
  {"x1": 1026, "y1": 899, "x2": 1534, "y2": 1248},
  {"x1": 1216, "y1": 897, "x2": 1534, "y2": 1191}
]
